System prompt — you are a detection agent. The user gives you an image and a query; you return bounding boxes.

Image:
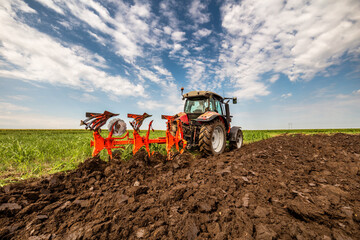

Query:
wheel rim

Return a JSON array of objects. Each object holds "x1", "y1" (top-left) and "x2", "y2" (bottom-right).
[
  {"x1": 236, "y1": 133, "x2": 243, "y2": 148},
  {"x1": 212, "y1": 125, "x2": 225, "y2": 153}
]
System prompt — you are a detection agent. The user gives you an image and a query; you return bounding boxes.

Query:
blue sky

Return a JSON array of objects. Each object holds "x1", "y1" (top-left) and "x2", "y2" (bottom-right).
[{"x1": 0, "y1": 0, "x2": 359, "y2": 130}]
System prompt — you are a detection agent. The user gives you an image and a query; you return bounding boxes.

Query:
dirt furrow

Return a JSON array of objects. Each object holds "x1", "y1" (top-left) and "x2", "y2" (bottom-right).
[{"x1": 1, "y1": 133, "x2": 359, "y2": 239}]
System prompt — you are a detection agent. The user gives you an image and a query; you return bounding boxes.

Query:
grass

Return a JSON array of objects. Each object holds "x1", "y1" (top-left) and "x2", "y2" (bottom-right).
[
  {"x1": 0, "y1": 129, "x2": 165, "y2": 186},
  {"x1": 0, "y1": 128, "x2": 359, "y2": 186}
]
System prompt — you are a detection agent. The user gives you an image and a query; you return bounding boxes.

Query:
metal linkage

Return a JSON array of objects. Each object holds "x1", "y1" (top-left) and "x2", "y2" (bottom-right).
[{"x1": 82, "y1": 111, "x2": 187, "y2": 159}]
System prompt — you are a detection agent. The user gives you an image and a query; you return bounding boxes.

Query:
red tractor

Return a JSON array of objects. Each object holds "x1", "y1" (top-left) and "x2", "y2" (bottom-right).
[
  {"x1": 172, "y1": 89, "x2": 243, "y2": 156},
  {"x1": 81, "y1": 89, "x2": 243, "y2": 159}
]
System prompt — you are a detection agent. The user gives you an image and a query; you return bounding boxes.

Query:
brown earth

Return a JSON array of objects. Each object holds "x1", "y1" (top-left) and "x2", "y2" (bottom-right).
[{"x1": 0, "y1": 133, "x2": 359, "y2": 240}]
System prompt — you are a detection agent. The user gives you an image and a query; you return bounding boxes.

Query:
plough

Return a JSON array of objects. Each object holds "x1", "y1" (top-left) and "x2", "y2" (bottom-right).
[{"x1": 81, "y1": 111, "x2": 187, "y2": 159}]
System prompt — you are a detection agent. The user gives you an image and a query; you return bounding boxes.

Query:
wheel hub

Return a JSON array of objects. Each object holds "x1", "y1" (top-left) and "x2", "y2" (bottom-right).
[
  {"x1": 212, "y1": 125, "x2": 225, "y2": 153},
  {"x1": 236, "y1": 133, "x2": 243, "y2": 148}
]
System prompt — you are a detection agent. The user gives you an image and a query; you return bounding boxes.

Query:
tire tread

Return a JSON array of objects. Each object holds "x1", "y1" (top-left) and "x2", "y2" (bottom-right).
[{"x1": 199, "y1": 119, "x2": 226, "y2": 156}]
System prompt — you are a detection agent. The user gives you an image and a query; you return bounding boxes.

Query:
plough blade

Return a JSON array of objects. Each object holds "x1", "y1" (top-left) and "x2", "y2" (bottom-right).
[
  {"x1": 81, "y1": 111, "x2": 119, "y2": 131},
  {"x1": 128, "y1": 113, "x2": 152, "y2": 131}
]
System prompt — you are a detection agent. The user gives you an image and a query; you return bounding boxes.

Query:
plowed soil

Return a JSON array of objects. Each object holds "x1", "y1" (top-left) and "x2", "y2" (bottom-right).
[{"x1": 1, "y1": 133, "x2": 359, "y2": 240}]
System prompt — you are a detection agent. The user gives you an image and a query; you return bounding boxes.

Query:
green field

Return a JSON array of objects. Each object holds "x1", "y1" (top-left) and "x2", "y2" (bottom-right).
[{"x1": 0, "y1": 128, "x2": 359, "y2": 186}]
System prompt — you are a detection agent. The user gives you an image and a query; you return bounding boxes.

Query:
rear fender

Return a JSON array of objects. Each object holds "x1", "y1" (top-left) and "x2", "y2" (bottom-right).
[
  {"x1": 229, "y1": 126, "x2": 242, "y2": 141},
  {"x1": 196, "y1": 112, "x2": 230, "y2": 130}
]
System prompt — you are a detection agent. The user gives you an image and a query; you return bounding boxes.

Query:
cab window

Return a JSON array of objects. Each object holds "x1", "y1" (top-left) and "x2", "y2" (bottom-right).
[
  {"x1": 214, "y1": 99, "x2": 223, "y2": 114},
  {"x1": 184, "y1": 98, "x2": 209, "y2": 113},
  {"x1": 209, "y1": 98, "x2": 215, "y2": 111}
]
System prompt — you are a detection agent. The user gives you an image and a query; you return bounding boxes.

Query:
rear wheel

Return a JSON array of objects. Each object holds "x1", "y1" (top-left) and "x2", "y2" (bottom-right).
[
  {"x1": 230, "y1": 130, "x2": 243, "y2": 150},
  {"x1": 199, "y1": 120, "x2": 226, "y2": 156}
]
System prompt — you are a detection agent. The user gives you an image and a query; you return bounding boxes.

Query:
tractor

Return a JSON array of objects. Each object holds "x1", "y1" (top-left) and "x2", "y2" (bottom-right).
[
  {"x1": 171, "y1": 89, "x2": 243, "y2": 156},
  {"x1": 81, "y1": 89, "x2": 243, "y2": 159}
]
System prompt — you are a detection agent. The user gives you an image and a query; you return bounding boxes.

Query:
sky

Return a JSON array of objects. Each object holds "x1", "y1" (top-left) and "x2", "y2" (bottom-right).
[{"x1": 0, "y1": 0, "x2": 359, "y2": 130}]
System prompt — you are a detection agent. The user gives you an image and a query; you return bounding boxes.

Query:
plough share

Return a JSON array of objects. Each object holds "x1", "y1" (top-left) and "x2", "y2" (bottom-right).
[{"x1": 81, "y1": 111, "x2": 187, "y2": 159}]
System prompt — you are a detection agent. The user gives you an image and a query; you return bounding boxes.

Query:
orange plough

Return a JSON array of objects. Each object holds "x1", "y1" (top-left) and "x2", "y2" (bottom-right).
[{"x1": 81, "y1": 111, "x2": 187, "y2": 160}]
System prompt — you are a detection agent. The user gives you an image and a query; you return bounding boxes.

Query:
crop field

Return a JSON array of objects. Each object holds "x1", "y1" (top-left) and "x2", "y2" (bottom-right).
[{"x1": 0, "y1": 128, "x2": 359, "y2": 186}]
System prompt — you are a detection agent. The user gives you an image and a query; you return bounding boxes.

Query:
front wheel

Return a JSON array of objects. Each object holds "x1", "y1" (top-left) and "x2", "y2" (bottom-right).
[
  {"x1": 230, "y1": 130, "x2": 243, "y2": 150},
  {"x1": 199, "y1": 120, "x2": 226, "y2": 156}
]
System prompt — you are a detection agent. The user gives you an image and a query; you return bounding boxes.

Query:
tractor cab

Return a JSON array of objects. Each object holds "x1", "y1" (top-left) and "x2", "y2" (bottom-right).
[{"x1": 183, "y1": 91, "x2": 225, "y2": 121}]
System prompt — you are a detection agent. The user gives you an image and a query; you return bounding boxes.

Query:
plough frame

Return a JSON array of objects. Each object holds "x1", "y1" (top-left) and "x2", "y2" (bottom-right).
[{"x1": 83, "y1": 112, "x2": 187, "y2": 159}]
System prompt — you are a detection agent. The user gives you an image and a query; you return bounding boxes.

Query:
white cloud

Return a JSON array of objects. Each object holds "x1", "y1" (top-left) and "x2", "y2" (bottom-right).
[
  {"x1": 232, "y1": 90, "x2": 360, "y2": 129},
  {"x1": 193, "y1": 45, "x2": 205, "y2": 52},
  {"x1": 235, "y1": 95, "x2": 360, "y2": 130},
  {"x1": 281, "y1": 93, "x2": 292, "y2": 99},
  {"x1": 233, "y1": 82, "x2": 270, "y2": 100},
  {"x1": 136, "y1": 67, "x2": 162, "y2": 84},
  {"x1": 33, "y1": 0, "x2": 160, "y2": 62},
  {"x1": 69, "y1": 93, "x2": 98, "y2": 103},
  {"x1": 1, "y1": 0, "x2": 36, "y2": 15},
  {"x1": 354, "y1": 89, "x2": 360, "y2": 95},
  {"x1": 34, "y1": 0, "x2": 64, "y2": 14},
  {"x1": 0, "y1": 1, "x2": 145, "y2": 97},
  {"x1": 137, "y1": 82, "x2": 183, "y2": 113},
  {"x1": 137, "y1": 100, "x2": 165, "y2": 110},
  {"x1": 171, "y1": 31, "x2": 186, "y2": 42},
  {"x1": 220, "y1": 0, "x2": 360, "y2": 99},
  {"x1": 0, "y1": 112, "x2": 78, "y2": 129},
  {"x1": 0, "y1": 102, "x2": 30, "y2": 113},
  {"x1": 182, "y1": 49, "x2": 190, "y2": 56},
  {"x1": 32, "y1": 0, "x2": 182, "y2": 111},
  {"x1": 160, "y1": 0, "x2": 181, "y2": 29},
  {"x1": 189, "y1": 0, "x2": 210, "y2": 24},
  {"x1": 163, "y1": 26, "x2": 172, "y2": 35},
  {"x1": 269, "y1": 74, "x2": 280, "y2": 83},
  {"x1": 193, "y1": 28, "x2": 212, "y2": 39},
  {"x1": 278, "y1": 93, "x2": 360, "y2": 128},
  {"x1": 3, "y1": 0, "x2": 358, "y2": 127},
  {"x1": 170, "y1": 43, "x2": 182, "y2": 54},
  {"x1": 87, "y1": 31, "x2": 106, "y2": 46},
  {"x1": 153, "y1": 65, "x2": 172, "y2": 77},
  {"x1": 183, "y1": 59, "x2": 211, "y2": 90},
  {"x1": 7, "y1": 95, "x2": 31, "y2": 101},
  {"x1": 58, "y1": 20, "x2": 72, "y2": 29}
]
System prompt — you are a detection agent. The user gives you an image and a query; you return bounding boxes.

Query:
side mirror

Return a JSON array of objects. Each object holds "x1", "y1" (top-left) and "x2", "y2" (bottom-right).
[{"x1": 233, "y1": 97, "x2": 237, "y2": 104}]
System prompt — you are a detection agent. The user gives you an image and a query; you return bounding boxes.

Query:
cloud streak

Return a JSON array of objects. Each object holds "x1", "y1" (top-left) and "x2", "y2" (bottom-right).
[
  {"x1": 0, "y1": 0, "x2": 145, "y2": 97},
  {"x1": 220, "y1": 0, "x2": 360, "y2": 99},
  {"x1": 1, "y1": 0, "x2": 359, "y2": 117}
]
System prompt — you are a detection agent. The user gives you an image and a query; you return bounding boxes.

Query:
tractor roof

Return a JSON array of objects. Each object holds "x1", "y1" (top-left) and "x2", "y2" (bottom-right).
[{"x1": 183, "y1": 91, "x2": 223, "y2": 100}]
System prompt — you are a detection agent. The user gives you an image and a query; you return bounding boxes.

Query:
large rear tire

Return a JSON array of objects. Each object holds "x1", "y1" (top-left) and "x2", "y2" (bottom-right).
[
  {"x1": 199, "y1": 120, "x2": 226, "y2": 156},
  {"x1": 230, "y1": 129, "x2": 243, "y2": 150}
]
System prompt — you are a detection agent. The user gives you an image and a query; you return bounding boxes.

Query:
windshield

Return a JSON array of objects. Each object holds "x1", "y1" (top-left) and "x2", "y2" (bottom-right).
[{"x1": 184, "y1": 98, "x2": 211, "y2": 113}]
